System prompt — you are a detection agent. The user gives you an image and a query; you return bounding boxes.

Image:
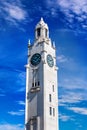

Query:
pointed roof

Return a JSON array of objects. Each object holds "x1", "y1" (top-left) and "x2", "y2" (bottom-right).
[{"x1": 35, "y1": 17, "x2": 48, "y2": 30}]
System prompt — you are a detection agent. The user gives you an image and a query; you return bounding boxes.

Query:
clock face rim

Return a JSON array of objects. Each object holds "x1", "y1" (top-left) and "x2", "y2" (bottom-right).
[
  {"x1": 30, "y1": 53, "x2": 41, "y2": 66},
  {"x1": 47, "y1": 54, "x2": 54, "y2": 67}
]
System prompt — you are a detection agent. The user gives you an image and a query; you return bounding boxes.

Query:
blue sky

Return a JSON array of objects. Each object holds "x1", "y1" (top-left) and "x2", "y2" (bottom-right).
[{"x1": 0, "y1": 0, "x2": 87, "y2": 130}]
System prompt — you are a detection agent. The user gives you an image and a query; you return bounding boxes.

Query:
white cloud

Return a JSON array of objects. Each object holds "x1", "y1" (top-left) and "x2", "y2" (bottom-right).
[
  {"x1": 59, "y1": 91, "x2": 83, "y2": 106},
  {"x1": 59, "y1": 77, "x2": 87, "y2": 92},
  {"x1": 82, "y1": 25, "x2": 87, "y2": 29},
  {"x1": 67, "y1": 107, "x2": 87, "y2": 115},
  {"x1": 57, "y1": 53, "x2": 80, "y2": 72},
  {"x1": 46, "y1": 0, "x2": 87, "y2": 30},
  {"x1": 0, "y1": 123, "x2": 24, "y2": 130},
  {"x1": 8, "y1": 110, "x2": 24, "y2": 116},
  {"x1": 49, "y1": 8, "x2": 58, "y2": 17},
  {"x1": 0, "y1": 1, "x2": 28, "y2": 27},
  {"x1": 17, "y1": 101, "x2": 25, "y2": 106},
  {"x1": 57, "y1": 55, "x2": 68, "y2": 63},
  {"x1": 57, "y1": 0, "x2": 87, "y2": 15},
  {"x1": 59, "y1": 114, "x2": 72, "y2": 121},
  {"x1": 6, "y1": 5, "x2": 26, "y2": 21},
  {"x1": 17, "y1": 72, "x2": 26, "y2": 86},
  {"x1": 16, "y1": 72, "x2": 25, "y2": 92},
  {"x1": 17, "y1": 87, "x2": 25, "y2": 92},
  {"x1": 59, "y1": 93, "x2": 83, "y2": 103},
  {"x1": 0, "y1": 88, "x2": 6, "y2": 96}
]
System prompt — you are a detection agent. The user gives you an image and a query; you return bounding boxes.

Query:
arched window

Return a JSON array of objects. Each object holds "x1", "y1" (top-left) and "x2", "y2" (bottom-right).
[{"x1": 37, "y1": 28, "x2": 41, "y2": 37}]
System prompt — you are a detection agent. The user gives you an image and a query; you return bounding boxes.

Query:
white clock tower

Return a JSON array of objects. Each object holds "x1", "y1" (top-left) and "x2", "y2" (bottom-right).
[{"x1": 25, "y1": 18, "x2": 58, "y2": 130}]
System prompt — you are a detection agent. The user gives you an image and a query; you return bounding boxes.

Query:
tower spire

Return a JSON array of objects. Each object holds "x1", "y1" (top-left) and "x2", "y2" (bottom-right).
[
  {"x1": 28, "y1": 39, "x2": 31, "y2": 46},
  {"x1": 53, "y1": 41, "x2": 56, "y2": 48},
  {"x1": 41, "y1": 17, "x2": 43, "y2": 21}
]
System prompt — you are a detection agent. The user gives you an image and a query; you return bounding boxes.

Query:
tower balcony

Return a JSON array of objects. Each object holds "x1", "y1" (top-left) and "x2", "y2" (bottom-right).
[{"x1": 30, "y1": 86, "x2": 40, "y2": 93}]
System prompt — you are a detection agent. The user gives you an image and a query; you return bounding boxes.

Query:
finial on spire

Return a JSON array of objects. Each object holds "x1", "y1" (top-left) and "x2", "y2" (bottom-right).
[
  {"x1": 28, "y1": 39, "x2": 31, "y2": 46},
  {"x1": 41, "y1": 17, "x2": 43, "y2": 21},
  {"x1": 53, "y1": 41, "x2": 56, "y2": 48}
]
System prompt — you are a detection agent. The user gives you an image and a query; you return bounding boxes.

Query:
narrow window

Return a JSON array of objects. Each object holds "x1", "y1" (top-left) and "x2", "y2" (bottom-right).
[
  {"x1": 53, "y1": 108, "x2": 55, "y2": 116},
  {"x1": 38, "y1": 81, "x2": 40, "y2": 86},
  {"x1": 52, "y1": 85, "x2": 54, "y2": 92},
  {"x1": 49, "y1": 94, "x2": 52, "y2": 102},
  {"x1": 33, "y1": 120, "x2": 37, "y2": 130},
  {"x1": 49, "y1": 107, "x2": 52, "y2": 115},
  {"x1": 32, "y1": 83, "x2": 34, "y2": 87},
  {"x1": 37, "y1": 28, "x2": 41, "y2": 37},
  {"x1": 45, "y1": 29, "x2": 47, "y2": 37}
]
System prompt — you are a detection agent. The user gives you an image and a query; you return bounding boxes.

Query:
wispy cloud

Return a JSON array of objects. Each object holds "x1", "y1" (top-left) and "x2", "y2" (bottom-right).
[
  {"x1": 67, "y1": 107, "x2": 87, "y2": 115},
  {"x1": 17, "y1": 87, "x2": 25, "y2": 92},
  {"x1": 17, "y1": 101, "x2": 25, "y2": 106},
  {"x1": 57, "y1": 55, "x2": 68, "y2": 63},
  {"x1": 11, "y1": 7, "x2": 25, "y2": 21},
  {"x1": 0, "y1": 88, "x2": 6, "y2": 96},
  {"x1": 59, "y1": 77, "x2": 87, "y2": 91},
  {"x1": 46, "y1": 0, "x2": 87, "y2": 31},
  {"x1": 4, "y1": 4, "x2": 27, "y2": 21},
  {"x1": 57, "y1": 0, "x2": 87, "y2": 15},
  {"x1": 0, "y1": 123, "x2": 24, "y2": 130},
  {"x1": 0, "y1": 66, "x2": 25, "y2": 93},
  {"x1": 0, "y1": 0, "x2": 28, "y2": 28},
  {"x1": 16, "y1": 72, "x2": 26, "y2": 86},
  {"x1": 8, "y1": 110, "x2": 24, "y2": 116},
  {"x1": 59, "y1": 113, "x2": 72, "y2": 121},
  {"x1": 59, "y1": 91, "x2": 83, "y2": 106}
]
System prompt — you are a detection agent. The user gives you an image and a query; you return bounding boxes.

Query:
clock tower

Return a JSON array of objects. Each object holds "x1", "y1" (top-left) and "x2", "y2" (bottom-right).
[{"x1": 25, "y1": 18, "x2": 58, "y2": 130}]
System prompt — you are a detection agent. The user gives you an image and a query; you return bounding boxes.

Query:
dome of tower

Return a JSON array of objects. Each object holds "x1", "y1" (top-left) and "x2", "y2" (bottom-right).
[{"x1": 35, "y1": 18, "x2": 48, "y2": 30}]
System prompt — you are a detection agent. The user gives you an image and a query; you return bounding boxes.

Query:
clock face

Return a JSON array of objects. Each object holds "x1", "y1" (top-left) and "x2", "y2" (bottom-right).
[
  {"x1": 30, "y1": 53, "x2": 41, "y2": 66},
  {"x1": 47, "y1": 54, "x2": 54, "y2": 67}
]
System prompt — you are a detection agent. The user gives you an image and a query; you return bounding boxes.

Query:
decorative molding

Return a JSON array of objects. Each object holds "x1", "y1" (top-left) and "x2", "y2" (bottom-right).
[
  {"x1": 42, "y1": 58, "x2": 46, "y2": 64},
  {"x1": 28, "y1": 45, "x2": 32, "y2": 48},
  {"x1": 53, "y1": 56, "x2": 56, "y2": 59},
  {"x1": 29, "y1": 116, "x2": 37, "y2": 124},
  {"x1": 30, "y1": 87, "x2": 40, "y2": 93},
  {"x1": 25, "y1": 64, "x2": 30, "y2": 68},
  {"x1": 54, "y1": 66, "x2": 58, "y2": 71},
  {"x1": 41, "y1": 50, "x2": 47, "y2": 53},
  {"x1": 32, "y1": 66, "x2": 39, "y2": 70}
]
